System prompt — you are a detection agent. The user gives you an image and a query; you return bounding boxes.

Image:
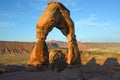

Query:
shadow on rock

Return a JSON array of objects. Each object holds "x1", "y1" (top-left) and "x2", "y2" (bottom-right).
[{"x1": 49, "y1": 50, "x2": 67, "y2": 72}]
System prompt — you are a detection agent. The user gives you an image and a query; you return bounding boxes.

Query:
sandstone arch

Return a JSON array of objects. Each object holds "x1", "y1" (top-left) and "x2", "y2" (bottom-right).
[{"x1": 27, "y1": 2, "x2": 80, "y2": 67}]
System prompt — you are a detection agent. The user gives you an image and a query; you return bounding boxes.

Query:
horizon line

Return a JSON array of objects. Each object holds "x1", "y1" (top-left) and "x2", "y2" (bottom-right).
[{"x1": 0, "y1": 40, "x2": 120, "y2": 43}]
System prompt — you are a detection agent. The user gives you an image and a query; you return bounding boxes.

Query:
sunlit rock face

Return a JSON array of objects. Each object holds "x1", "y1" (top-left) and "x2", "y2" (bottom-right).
[{"x1": 27, "y1": 2, "x2": 80, "y2": 67}]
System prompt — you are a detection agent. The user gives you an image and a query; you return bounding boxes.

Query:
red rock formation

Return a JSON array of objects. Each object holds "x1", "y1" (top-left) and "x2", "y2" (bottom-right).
[
  {"x1": 0, "y1": 41, "x2": 34, "y2": 54},
  {"x1": 27, "y1": 2, "x2": 80, "y2": 67}
]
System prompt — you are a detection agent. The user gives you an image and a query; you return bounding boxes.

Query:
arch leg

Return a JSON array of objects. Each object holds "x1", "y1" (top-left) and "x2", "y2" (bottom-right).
[
  {"x1": 66, "y1": 34, "x2": 80, "y2": 64},
  {"x1": 57, "y1": 20, "x2": 80, "y2": 65},
  {"x1": 27, "y1": 28, "x2": 52, "y2": 67}
]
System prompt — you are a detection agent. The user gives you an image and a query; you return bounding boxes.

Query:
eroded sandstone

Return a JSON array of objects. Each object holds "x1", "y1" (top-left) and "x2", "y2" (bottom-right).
[{"x1": 27, "y1": 2, "x2": 80, "y2": 67}]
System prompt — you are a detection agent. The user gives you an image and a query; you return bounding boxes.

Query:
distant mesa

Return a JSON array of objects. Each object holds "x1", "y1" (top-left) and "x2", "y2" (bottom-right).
[
  {"x1": 0, "y1": 41, "x2": 120, "y2": 54},
  {"x1": 0, "y1": 41, "x2": 59, "y2": 54}
]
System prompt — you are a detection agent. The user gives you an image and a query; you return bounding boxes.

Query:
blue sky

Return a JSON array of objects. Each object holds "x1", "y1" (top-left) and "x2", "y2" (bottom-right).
[{"x1": 0, "y1": 0, "x2": 120, "y2": 42}]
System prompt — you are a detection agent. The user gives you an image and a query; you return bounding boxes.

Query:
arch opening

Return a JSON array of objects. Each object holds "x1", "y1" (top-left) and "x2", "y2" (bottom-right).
[
  {"x1": 46, "y1": 27, "x2": 67, "y2": 42},
  {"x1": 27, "y1": 2, "x2": 80, "y2": 67}
]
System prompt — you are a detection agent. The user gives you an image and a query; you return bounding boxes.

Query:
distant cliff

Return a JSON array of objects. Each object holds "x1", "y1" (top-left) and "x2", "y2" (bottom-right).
[
  {"x1": 0, "y1": 40, "x2": 87, "y2": 54},
  {"x1": 0, "y1": 41, "x2": 34, "y2": 54},
  {"x1": 0, "y1": 41, "x2": 59, "y2": 54},
  {"x1": 0, "y1": 41, "x2": 120, "y2": 54}
]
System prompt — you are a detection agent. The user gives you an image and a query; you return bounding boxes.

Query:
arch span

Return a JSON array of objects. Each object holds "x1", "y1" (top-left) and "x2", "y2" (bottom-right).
[{"x1": 27, "y1": 2, "x2": 80, "y2": 67}]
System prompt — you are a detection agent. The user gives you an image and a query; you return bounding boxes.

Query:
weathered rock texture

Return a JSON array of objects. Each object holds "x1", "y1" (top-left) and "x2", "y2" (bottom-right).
[
  {"x1": 0, "y1": 41, "x2": 34, "y2": 54},
  {"x1": 27, "y1": 2, "x2": 80, "y2": 67},
  {"x1": 49, "y1": 50, "x2": 67, "y2": 72}
]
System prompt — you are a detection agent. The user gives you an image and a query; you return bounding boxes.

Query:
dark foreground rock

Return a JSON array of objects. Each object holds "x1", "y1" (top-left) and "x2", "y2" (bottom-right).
[{"x1": 0, "y1": 65, "x2": 83, "y2": 80}]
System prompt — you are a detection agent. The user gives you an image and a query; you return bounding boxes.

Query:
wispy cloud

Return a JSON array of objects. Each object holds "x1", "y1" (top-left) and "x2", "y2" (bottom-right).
[
  {"x1": 0, "y1": 13, "x2": 10, "y2": 17},
  {"x1": 75, "y1": 15, "x2": 110, "y2": 27},
  {"x1": 0, "y1": 12, "x2": 25, "y2": 18},
  {"x1": 0, "y1": 22, "x2": 15, "y2": 27}
]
